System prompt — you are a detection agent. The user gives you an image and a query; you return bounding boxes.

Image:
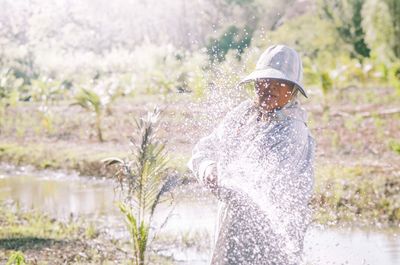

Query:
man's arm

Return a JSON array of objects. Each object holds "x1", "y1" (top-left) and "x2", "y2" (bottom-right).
[
  {"x1": 187, "y1": 126, "x2": 221, "y2": 186},
  {"x1": 188, "y1": 100, "x2": 252, "y2": 186}
]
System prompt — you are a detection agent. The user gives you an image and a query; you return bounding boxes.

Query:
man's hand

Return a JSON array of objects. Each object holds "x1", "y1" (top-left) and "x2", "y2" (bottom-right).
[{"x1": 203, "y1": 164, "x2": 218, "y2": 191}]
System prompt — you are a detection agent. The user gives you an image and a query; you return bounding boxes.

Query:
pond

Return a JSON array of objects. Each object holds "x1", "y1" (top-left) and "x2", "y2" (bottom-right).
[{"x1": 0, "y1": 164, "x2": 399, "y2": 265}]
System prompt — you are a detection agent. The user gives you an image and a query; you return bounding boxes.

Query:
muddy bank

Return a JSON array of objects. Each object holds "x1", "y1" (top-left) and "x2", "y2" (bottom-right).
[{"x1": 0, "y1": 141, "x2": 129, "y2": 177}]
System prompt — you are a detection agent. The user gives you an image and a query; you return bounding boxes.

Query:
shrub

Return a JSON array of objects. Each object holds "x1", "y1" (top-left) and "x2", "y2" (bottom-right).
[{"x1": 103, "y1": 107, "x2": 179, "y2": 265}]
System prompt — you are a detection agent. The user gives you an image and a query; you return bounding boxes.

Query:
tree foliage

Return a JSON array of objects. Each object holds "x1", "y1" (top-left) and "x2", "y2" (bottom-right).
[
  {"x1": 362, "y1": 0, "x2": 400, "y2": 62},
  {"x1": 207, "y1": 25, "x2": 253, "y2": 62},
  {"x1": 320, "y1": 0, "x2": 370, "y2": 59},
  {"x1": 385, "y1": 0, "x2": 400, "y2": 59}
]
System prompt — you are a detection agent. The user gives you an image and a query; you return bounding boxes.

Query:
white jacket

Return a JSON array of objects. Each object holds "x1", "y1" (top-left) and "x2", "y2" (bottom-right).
[{"x1": 188, "y1": 99, "x2": 315, "y2": 265}]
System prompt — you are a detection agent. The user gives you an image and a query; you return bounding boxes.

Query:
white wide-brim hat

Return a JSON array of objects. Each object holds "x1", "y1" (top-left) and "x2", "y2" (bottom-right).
[{"x1": 238, "y1": 44, "x2": 308, "y2": 98}]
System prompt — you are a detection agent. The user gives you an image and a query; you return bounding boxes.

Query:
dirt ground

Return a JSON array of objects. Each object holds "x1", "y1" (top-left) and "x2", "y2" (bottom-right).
[{"x1": 1, "y1": 88, "x2": 399, "y2": 173}]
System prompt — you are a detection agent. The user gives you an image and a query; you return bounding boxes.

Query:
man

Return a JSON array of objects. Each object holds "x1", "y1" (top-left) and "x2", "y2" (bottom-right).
[{"x1": 188, "y1": 45, "x2": 315, "y2": 265}]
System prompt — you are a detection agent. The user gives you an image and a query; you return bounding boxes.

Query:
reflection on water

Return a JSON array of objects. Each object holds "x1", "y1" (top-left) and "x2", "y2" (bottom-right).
[
  {"x1": 1, "y1": 165, "x2": 399, "y2": 265},
  {"x1": 304, "y1": 228, "x2": 400, "y2": 265},
  {"x1": 0, "y1": 166, "x2": 119, "y2": 219}
]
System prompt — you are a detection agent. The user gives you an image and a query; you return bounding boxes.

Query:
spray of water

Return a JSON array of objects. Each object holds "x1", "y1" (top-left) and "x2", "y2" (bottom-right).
[{"x1": 185, "y1": 72, "x2": 314, "y2": 264}]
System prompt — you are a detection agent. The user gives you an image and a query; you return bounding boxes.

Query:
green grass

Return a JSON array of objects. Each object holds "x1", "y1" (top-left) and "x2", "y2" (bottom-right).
[
  {"x1": 0, "y1": 142, "x2": 126, "y2": 177},
  {"x1": 0, "y1": 201, "x2": 211, "y2": 265},
  {"x1": 0, "y1": 140, "x2": 191, "y2": 178},
  {"x1": 313, "y1": 164, "x2": 400, "y2": 226},
  {"x1": 0, "y1": 203, "x2": 80, "y2": 241},
  {"x1": 0, "y1": 202, "x2": 132, "y2": 264},
  {"x1": 0, "y1": 202, "x2": 81, "y2": 263}
]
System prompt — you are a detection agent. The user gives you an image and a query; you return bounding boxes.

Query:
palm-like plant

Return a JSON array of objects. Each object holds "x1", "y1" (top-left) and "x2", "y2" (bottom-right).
[
  {"x1": 72, "y1": 88, "x2": 104, "y2": 142},
  {"x1": 103, "y1": 107, "x2": 178, "y2": 265},
  {"x1": 6, "y1": 251, "x2": 26, "y2": 265}
]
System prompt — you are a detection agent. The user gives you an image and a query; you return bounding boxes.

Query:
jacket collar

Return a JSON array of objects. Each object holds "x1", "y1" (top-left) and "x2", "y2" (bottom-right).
[{"x1": 254, "y1": 100, "x2": 307, "y2": 123}]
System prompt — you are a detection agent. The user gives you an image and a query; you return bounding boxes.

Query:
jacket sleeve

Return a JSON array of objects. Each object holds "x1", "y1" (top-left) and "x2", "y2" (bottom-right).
[
  {"x1": 260, "y1": 121, "x2": 315, "y2": 257},
  {"x1": 187, "y1": 100, "x2": 252, "y2": 184},
  {"x1": 187, "y1": 125, "x2": 222, "y2": 184}
]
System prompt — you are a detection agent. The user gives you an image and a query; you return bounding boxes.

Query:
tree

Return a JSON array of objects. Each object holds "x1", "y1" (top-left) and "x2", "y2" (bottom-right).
[
  {"x1": 362, "y1": 0, "x2": 400, "y2": 62},
  {"x1": 207, "y1": 25, "x2": 253, "y2": 62},
  {"x1": 385, "y1": 0, "x2": 400, "y2": 59},
  {"x1": 320, "y1": 0, "x2": 370, "y2": 59},
  {"x1": 361, "y1": 0, "x2": 400, "y2": 93},
  {"x1": 205, "y1": 0, "x2": 296, "y2": 63}
]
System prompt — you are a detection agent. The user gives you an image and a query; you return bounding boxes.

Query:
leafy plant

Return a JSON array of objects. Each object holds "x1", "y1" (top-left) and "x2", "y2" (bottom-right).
[
  {"x1": 389, "y1": 139, "x2": 400, "y2": 155},
  {"x1": 320, "y1": 71, "x2": 333, "y2": 96},
  {"x1": 72, "y1": 88, "x2": 105, "y2": 142},
  {"x1": 388, "y1": 63, "x2": 400, "y2": 94},
  {"x1": 6, "y1": 251, "x2": 26, "y2": 265},
  {"x1": 30, "y1": 77, "x2": 66, "y2": 103},
  {"x1": 0, "y1": 69, "x2": 24, "y2": 102},
  {"x1": 103, "y1": 107, "x2": 179, "y2": 265}
]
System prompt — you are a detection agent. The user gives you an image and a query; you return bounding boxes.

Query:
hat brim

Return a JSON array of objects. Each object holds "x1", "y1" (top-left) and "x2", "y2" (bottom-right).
[{"x1": 238, "y1": 68, "x2": 308, "y2": 98}]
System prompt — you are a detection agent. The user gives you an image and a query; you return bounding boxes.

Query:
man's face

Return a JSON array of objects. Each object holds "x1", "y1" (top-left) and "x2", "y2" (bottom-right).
[{"x1": 255, "y1": 78, "x2": 295, "y2": 112}]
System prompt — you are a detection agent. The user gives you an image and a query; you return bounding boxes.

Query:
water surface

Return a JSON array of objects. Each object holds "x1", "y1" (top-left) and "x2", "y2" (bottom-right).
[{"x1": 0, "y1": 165, "x2": 399, "y2": 265}]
